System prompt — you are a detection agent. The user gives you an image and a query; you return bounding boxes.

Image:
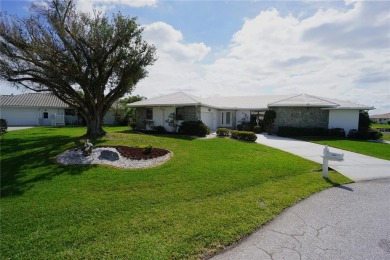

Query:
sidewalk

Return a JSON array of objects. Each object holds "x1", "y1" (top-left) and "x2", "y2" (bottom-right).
[{"x1": 255, "y1": 134, "x2": 390, "y2": 182}]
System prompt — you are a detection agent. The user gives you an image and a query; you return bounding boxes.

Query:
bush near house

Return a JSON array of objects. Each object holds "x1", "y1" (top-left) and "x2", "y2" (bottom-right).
[
  {"x1": 253, "y1": 125, "x2": 262, "y2": 134},
  {"x1": 327, "y1": 128, "x2": 346, "y2": 137},
  {"x1": 0, "y1": 118, "x2": 7, "y2": 138},
  {"x1": 153, "y1": 125, "x2": 166, "y2": 134},
  {"x1": 178, "y1": 120, "x2": 210, "y2": 137},
  {"x1": 237, "y1": 122, "x2": 256, "y2": 131},
  {"x1": 216, "y1": 128, "x2": 230, "y2": 137},
  {"x1": 230, "y1": 130, "x2": 258, "y2": 142},
  {"x1": 348, "y1": 128, "x2": 383, "y2": 140}
]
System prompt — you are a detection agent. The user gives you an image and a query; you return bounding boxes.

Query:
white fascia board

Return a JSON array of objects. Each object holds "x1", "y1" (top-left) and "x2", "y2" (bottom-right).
[{"x1": 322, "y1": 106, "x2": 375, "y2": 110}]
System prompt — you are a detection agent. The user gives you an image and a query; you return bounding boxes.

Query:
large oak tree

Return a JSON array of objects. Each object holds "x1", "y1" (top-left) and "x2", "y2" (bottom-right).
[{"x1": 0, "y1": 0, "x2": 156, "y2": 137}]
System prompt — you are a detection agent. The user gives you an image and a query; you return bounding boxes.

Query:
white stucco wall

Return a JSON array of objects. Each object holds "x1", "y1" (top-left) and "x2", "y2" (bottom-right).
[
  {"x1": 200, "y1": 106, "x2": 217, "y2": 131},
  {"x1": 328, "y1": 109, "x2": 360, "y2": 134},
  {"x1": 152, "y1": 107, "x2": 175, "y2": 131},
  {"x1": 236, "y1": 110, "x2": 250, "y2": 126},
  {"x1": 0, "y1": 107, "x2": 65, "y2": 126}
]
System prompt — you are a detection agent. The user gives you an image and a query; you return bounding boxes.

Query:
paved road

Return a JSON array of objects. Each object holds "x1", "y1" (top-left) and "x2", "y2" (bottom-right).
[
  {"x1": 255, "y1": 134, "x2": 390, "y2": 182},
  {"x1": 211, "y1": 179, "x2": 390, "y2": 260}
]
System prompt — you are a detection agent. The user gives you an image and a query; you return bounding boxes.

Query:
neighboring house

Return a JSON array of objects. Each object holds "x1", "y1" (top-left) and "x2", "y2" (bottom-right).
[
  {"x1": 370, "y1": 113, "x2": 390, "y2": 124},
  {"x1": 128, "y1": 92, "x2": 374, "y2": 134},
  {"x1": 0, "y1": 93, "x2": 115, "y2": 126}
]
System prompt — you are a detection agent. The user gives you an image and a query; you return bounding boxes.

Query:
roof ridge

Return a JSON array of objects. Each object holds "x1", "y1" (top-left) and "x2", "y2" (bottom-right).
[
  {"x1": 267, "y1": 93, "x2": 302, "y2": 105},
  {"x1": 181, "y1": 92, "x2": 202, "y2": 103},
  {"x1": 305, "y1": 93, "x2": 339, "y2": 106}
]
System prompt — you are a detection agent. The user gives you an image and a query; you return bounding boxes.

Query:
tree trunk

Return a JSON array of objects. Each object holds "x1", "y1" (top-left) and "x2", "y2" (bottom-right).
[{"x1": 85, "y1": 115, "x2": 106, "y2": 138}]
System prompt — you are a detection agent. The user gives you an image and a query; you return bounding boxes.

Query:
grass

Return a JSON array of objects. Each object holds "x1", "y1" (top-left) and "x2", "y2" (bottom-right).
[
  {"x1": 1, "y1": 127, "x2": 350, "y2": 259},
  {"x1": 372, "y1": 123, "x2": 390, "y2": 129},
  {"x1": 371, "y1": 124, "x2": 390, "y2": 141},
  {"x1": 298, "y1": 136, "x2": 390, "y2": 160}
]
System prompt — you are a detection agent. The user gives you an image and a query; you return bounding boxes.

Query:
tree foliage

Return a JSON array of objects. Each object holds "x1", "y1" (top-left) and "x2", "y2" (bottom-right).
[
  {"x1": 110, "y1": 95, "x2": 145, "y2": 126},
  {"x1": 358, "y1": 111, "x2": 371, "y2": 131},
  {"x1": 0, "y1": 0, "x2": 156, "y2": 137},
  {"x1": 262, "y1": 110, "x2": 276, "y2": 134}
]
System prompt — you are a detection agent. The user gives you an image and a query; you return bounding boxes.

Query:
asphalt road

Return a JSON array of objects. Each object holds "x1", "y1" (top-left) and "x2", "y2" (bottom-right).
[{"x1": 211, "y1": 179, "x2": 390, "y2": 260}]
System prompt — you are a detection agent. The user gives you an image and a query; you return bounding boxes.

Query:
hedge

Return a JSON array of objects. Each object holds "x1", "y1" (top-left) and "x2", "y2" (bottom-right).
[
  {"x1": 348, "y1": 128, "x2": 383, "y2": 140},
  {"x1": 178, "y1": 121, "x2": 210, "y2": 137},
  {"x1": 230, "y1": 130, "x2": 257, "y2": 142},
  {"x1": 216, "y1": 128, "x2": 230, "y2": 137}
]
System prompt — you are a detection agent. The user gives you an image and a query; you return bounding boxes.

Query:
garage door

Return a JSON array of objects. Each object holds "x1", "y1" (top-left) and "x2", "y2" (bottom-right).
[
  {"x1": 201, "y1": 112, "x2": 215, "y2": 132},
  {"x1": 0, "y1": 107, "x2": 38, "y2": 126}
]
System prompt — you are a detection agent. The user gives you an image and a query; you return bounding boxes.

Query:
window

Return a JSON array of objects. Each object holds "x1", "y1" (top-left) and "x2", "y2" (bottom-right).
[
  {"x1": 146, "y1": 108, "x2": 153, "y2": 120},
  {"x1": 43, "y1": 112, "x2": 48, "y2": 119},
  {"x1": 226, "y1": 112, "x2": 231, "y2": 125},
  {"x1": 221, "y1": 111, "x2": 232, "y2": 126}
]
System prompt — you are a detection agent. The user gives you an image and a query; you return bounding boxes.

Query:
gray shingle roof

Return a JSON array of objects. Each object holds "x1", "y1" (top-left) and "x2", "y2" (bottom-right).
[
  {"x1": 0, "y1": 93, "x2": 70, "y2": 108},
  {"x1": 370, "y1": 113, "x2": 390, "y2": 119},
  {"x1": 129, "y1": 92, "x2": 374, "y2": 110}
]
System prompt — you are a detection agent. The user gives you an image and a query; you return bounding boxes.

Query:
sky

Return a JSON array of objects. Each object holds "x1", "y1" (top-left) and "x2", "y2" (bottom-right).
[{"x1": 0, "y1": 0, "x2": 389, "y2": 115}]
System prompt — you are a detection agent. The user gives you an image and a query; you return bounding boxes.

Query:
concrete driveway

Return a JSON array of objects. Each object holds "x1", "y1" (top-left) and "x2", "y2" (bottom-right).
[
  {"x1": 211, "y1": 179, "x2": 390, "y2": 260},
  {"x1": 255, "y1": 134, "x2": 390, "y2": 182},
  {"x1": 7, "y1": 126, "x2": 34, "y2": 131}
]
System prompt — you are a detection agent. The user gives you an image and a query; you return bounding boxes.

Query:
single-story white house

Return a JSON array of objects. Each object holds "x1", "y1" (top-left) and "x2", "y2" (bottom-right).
[
  {"x1": 370, "y1": 113, "x2": 390, "y2": 124},
  {"x1": 128, "y1": 92, "x2": 374, "y2": 134},
  {"x1": 0, "y1": 93, "x2": 115, "y2": 126}
]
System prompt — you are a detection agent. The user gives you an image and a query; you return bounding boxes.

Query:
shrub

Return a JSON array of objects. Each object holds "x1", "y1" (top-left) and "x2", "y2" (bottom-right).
[
  {"x1": 278, "y1": 127, "x2": 327, "y2": 137},
  {"x1": 153, "y1": 125, "x2": 166, "y2": 134},
  {"x1": 230, "y1": 130, "x2": 257, "y2": 142},
  {"x1": 328, "y1": 128, "x2": 345, "y2": 137},
  {"x1": 0, "y1": 119, "x2": 7, "y2": 138},
  {"x1": 253, "y1": 125, "x2": 262, "y2": 134},
  {"x1": 358, "y1": 111, "x2": 371, "y2": 130},
  {"x1": 143, "y1": 145, "x2": 153, "y2": 154},
  {"x1": 262, "y1": 110, "x2": 276, "y2": 134},
  {"x1": 348, "y1": 128, "x2": 383, "y2": 140},
  {"x1": 178, "y1": 121, "x2": 210, "y2": 137},
  {"x1": 216, "y1": 128, "x2": 230, "y2": 137}
]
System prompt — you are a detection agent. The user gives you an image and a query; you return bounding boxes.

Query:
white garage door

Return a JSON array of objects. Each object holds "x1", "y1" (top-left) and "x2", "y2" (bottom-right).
[
  {"x1": 201, "y1": 112, "x2": 215, "y2": 132},
  {"x1": 0, "y1": 107, "x2": 38, "y2": 126}
]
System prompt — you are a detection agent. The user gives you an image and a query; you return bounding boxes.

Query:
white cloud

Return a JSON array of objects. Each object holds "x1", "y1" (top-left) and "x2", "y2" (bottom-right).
[
  {"x1": 134, "y1": 1, "x2": 389, "y2": 114},
  {"x1": 75, "y1": 0, "x2": 157, "y2": 13},
  {"x1": 142, "y1": 22, "x2": 211, "y2": 63}
]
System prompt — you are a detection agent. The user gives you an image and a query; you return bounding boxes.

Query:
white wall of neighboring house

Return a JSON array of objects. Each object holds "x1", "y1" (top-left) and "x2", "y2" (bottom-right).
[
  {"x1": 328, "y1": 109, "x2": 359, "y2": 134},
  {"x1": 371, "y1": 118, "x2": 390, "y2": 124},
  {"x1": 0, "y1": 106, "x2": 65, "y2": 126}
]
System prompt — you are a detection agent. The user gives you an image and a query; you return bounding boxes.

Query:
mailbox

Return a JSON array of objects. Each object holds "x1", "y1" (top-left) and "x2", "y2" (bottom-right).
[
  {"x1": 324, "y1": 151, "x2": 344, "y2": 162},
  {"x1": 322, "y1": 146, "x2": 344, "y2": 178}
]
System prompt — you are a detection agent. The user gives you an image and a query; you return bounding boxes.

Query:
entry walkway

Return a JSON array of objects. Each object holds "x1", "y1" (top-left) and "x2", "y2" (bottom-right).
[{"x1": 255, "y1": 134, "x2": 390, "y2": 182}]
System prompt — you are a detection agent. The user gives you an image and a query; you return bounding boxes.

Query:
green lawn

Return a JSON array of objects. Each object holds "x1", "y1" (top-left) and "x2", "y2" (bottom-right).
[
  {"x1": 371, "y1": 124, "x2": 390, "y2": 141},
  {"x1": 372, "y1": 123, "x2": 390, "y2": 129},
  {"x1": 1, "y1": 127, "x2": 350, "y2": 259},
  {"x1": 298, "y1": 136, "x2": 390, "y2": 160}
]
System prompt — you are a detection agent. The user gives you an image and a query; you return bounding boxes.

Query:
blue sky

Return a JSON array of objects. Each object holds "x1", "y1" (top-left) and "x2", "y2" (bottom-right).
[{"x1": 0, "y1": 0, "x2": 389, "y2": 114}]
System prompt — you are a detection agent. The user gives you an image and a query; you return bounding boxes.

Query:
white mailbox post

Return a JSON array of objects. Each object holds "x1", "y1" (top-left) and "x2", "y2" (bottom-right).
[{"x1": 322, "y1": 146, "x2": 344, "y2": 178}]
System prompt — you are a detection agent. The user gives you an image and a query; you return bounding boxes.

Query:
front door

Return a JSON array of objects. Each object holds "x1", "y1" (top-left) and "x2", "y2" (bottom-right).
[
  {"x1": 42, "y1": 112, "x2": 51, "y2": 126},
  {"x1": 220, "y1": 111, "x2": 232, "y2": 128}
]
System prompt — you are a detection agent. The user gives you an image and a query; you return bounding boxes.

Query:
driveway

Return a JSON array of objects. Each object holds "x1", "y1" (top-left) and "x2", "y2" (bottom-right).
[
  {"x1": 255, "y1": 134, "x2": 390, "y2": 182},
  {"x1": 7, "y1": 126, "x2": 34, "y2": 131},
  {"x1": 211, "y1": 179, "x2": 390, "y2": 260}
]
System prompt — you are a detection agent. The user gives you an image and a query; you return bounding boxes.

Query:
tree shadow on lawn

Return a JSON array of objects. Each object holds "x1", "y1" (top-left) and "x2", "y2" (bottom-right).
[
  {"x1": 116, "y1": 130, "x2": 196, "y2": 141},
  {"x1": 0, "y1": 134, "x2": 97, "y2": 198}
]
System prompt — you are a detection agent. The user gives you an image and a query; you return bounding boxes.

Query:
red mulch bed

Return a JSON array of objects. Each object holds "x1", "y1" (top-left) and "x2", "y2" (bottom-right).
[{"x1": 97, "y1": 146, "x2": 170, "y2": 160}]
